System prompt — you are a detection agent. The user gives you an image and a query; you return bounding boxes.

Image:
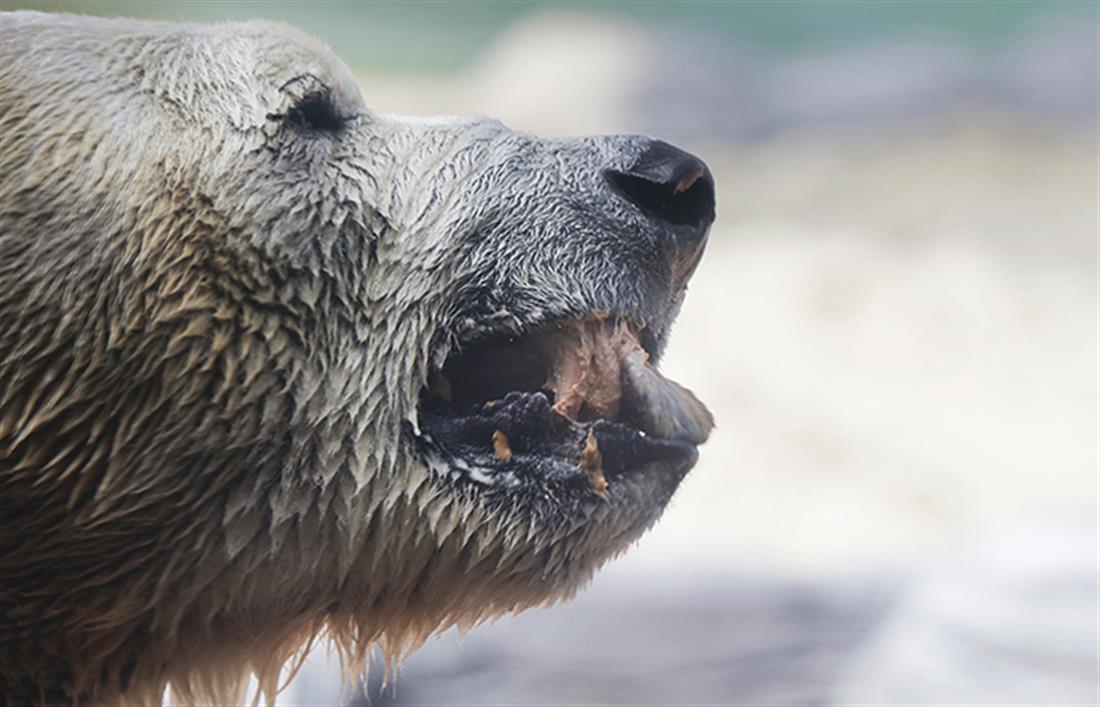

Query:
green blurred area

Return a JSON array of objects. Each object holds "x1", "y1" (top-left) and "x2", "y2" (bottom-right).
[{"x1": 2, "y1": 0, "x2": 1091, "y2": 72}]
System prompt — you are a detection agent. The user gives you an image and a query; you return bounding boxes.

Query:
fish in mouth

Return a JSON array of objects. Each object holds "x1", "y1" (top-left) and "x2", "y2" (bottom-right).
[{"x1": 412, "y1": 312, "x2": 713, "y2": 506}]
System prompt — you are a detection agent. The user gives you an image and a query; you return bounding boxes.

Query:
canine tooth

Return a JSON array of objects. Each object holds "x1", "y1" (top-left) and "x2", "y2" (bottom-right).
[
  {"x1": 588, "y1": 470, "x2": 608, "y2": 500},
  {"x1": 580, "y1": 429, "x2": 601, "y2": 472},
  {"x1": 492, "y1": 430, "x2": 512, "y2": 462},
  {"x1": 580, "y1": 429, "x2": 608, "y2": 500}
]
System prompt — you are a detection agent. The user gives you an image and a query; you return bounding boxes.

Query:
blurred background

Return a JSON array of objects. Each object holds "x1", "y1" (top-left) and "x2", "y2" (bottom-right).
[{"x1": 9, "y1": 1, "x2": 1097, "y2": 704}]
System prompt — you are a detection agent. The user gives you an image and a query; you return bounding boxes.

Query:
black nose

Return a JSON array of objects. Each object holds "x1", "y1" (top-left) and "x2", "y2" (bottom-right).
[{"x1": 605, "y1": 140, "x2": 716, "y2": 229}]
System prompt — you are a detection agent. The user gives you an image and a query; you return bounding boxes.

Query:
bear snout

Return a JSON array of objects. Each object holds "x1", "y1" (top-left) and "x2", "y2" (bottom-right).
[{"x1": 604, "y1": 138, "x2": 715, "y2": 292}]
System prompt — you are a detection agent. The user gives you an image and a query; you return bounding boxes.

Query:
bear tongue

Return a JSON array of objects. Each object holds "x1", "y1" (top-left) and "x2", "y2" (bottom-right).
[
  {"x1": 537, "y1": 316, "x2": 713, "y2": 445},
  {"x1": 619, "y1": 346, "x2": 714, "y2": 445}
]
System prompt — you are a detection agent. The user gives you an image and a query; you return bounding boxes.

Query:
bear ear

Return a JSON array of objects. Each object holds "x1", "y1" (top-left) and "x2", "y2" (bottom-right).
[
  {"x1": 285, "y1": 93, "x2": 347, "y2": 134},
  {"x1": 267, "y1": 71, "x2": 365, "y2": 137}
]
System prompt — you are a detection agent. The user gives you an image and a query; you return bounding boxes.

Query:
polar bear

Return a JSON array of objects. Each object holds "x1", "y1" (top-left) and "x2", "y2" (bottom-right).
[{"x1": 0, "y1": 11, "x2": 715, "y2": 705}]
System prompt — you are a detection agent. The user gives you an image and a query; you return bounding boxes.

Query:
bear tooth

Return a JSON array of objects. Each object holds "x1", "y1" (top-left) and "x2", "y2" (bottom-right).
[
  {"x1": 579, "y1": 429, "x2": 608, "y2": 500},
  {"x1": 492, "y1": 430, "x2": 512, "y2": 462},
  {"x1": 580, "y1": 428, "x2": 602, "y2": 472}
]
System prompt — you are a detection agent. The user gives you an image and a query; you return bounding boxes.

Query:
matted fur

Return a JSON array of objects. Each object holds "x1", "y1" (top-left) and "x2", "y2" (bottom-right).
[{"x1": 0, "y1": 11, "x2": 707, "y2": 705}]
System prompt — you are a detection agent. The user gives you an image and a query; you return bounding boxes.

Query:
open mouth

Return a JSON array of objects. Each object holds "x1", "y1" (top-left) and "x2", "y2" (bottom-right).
[{"x1": 412, "y1": 313, "x2": 713, "y2": 501}]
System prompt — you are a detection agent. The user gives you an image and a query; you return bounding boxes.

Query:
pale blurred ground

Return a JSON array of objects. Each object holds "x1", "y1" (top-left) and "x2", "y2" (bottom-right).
[{"x1": 9, "y1": 1, "x2": 1097, "y2": 704}]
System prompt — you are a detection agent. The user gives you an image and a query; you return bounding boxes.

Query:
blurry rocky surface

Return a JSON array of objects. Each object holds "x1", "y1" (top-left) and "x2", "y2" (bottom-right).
[
  {"x1": 372, "y1": 575, "x2": 893, "y2": 705},
  {"x1": 832, "y1": 524, "x2": 1097, "y2": 705},
  {"x1": 289, "y1": 567, "x2": 897, "y2": 706},
  {"x1": 286, "y1": 524, "x2": 1097, "y2": 705}
]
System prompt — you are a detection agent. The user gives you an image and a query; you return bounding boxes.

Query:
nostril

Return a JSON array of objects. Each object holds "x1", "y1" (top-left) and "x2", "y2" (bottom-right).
[
  {"x1": 606, "y1": 140, "x2": 715, "y2": 228},
  {"x1": 608, "y1": 170, "x2": 714, "y2": 227}
]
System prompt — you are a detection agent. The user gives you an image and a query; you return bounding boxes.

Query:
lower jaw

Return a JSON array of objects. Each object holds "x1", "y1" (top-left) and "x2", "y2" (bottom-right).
[{"x1": 413, "y1": 390, "x2": 698, "y2": 498}]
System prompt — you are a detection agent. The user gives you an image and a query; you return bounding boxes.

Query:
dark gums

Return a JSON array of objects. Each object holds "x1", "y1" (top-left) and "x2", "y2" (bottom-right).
[{"x1": 419, "y1": 391, "x2": 697, "y2": 483}]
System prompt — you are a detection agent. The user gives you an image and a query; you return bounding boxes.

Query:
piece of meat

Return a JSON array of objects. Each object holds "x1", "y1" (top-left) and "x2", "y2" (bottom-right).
[
  {"x1": 535, "y1": 314, "x2": 713, "y2": 445},
  {"x1": 539, "y1": 315, "x2": 629, "y2": 422}
]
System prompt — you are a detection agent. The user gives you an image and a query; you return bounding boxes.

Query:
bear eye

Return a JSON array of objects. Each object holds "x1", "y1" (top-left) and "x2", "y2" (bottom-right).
[{"x1": 285, "y1": 94, "x2": 344, "y2": 133}]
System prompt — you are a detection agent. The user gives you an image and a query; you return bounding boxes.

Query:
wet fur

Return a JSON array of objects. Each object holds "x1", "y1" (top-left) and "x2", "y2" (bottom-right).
[{"x1": 0, "y1": 12, "x2": 691, "y2": 704}]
